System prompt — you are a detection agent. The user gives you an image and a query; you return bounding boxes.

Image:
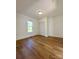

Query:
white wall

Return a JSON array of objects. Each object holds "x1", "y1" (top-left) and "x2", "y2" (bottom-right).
[
  {"x1": 47, "y1": 17, "x2": 54, "y2": 36},
  {"x1": 39, "y1": 16, "x2": 54, "y2": 37},
  {"x1": 16, "y1": 13, "x2": 63, "y2": 39},
  {"x1": 16, "y1": 13, "x2": 39, "y2": 40},
  {"x1": 39, "y1": 15, "x2": 63, "y2": 38},
  {"x1": 53, "y1": 16, "x2": 63, "y2": 37},
  {"x1": 39, "y1": 17, "x2": 48, "y2": 36}
]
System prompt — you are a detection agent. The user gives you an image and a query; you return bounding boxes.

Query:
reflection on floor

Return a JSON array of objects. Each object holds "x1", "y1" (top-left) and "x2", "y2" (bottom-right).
[{"x1": 16, "y1": 35, "x2": 63, "y2": 59}]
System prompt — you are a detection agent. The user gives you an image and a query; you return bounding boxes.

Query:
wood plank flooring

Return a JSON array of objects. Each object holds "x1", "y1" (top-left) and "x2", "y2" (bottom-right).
[{"x1": 16, "y1": 35, "x2": 63, "y2": 59}]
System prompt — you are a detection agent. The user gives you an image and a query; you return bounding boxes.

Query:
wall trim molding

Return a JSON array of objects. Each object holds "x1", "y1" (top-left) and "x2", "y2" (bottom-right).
[
  {"x1": 16, "y1": 35, "x2": 63, "y2": 41},
  {"x1": 48, "y1": 36, "x2": 63, "y2": 39}
]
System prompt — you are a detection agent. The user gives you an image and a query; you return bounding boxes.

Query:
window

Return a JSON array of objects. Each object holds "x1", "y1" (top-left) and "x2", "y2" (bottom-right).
[{"x1": 27, "y1": 21, "x2": 33, "y2": 32}]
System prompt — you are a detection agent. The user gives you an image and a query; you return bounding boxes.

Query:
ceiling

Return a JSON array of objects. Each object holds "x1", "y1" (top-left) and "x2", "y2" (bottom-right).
[{"x1": 16, "y1": 0, "x2": 63, "y2": 19}]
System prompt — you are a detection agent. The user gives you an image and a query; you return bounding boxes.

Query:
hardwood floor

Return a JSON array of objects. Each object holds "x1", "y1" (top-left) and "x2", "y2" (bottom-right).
[{"x1": 16, "y1": 35, "x2": 63, "y2": 59}]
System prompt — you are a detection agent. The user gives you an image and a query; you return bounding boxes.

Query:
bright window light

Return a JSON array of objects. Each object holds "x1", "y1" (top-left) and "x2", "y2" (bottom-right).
[{"x1": 27, "y1": 21, "x2": 33, "y2": 32}]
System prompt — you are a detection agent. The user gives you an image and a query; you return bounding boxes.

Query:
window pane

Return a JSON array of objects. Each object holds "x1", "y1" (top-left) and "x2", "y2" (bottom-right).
[
  {"x1": 28, "y1": 29, "x2": 32, "y2": 32},
  {"x1": 28, "y1": 21, "x2": 32, "y2": 26},
  {"x1": 28, "y1": 27, "x2": 32, "y2": 30},
  {"x1": 27, "y1": 21, "x2": 33, "y2": 32}
]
